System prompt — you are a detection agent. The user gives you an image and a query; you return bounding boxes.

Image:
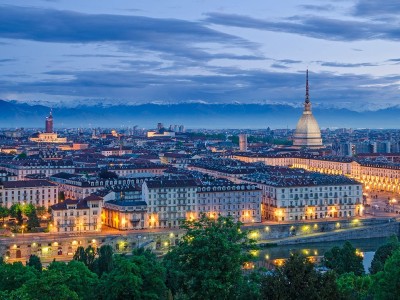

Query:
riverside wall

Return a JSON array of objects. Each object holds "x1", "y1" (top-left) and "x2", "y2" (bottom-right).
[{"x1": 0, "y1": 217, "x2": 398, "y2": 263}]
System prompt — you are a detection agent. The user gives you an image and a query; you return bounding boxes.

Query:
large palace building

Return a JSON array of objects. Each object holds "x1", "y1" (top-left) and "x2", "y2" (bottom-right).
[
  {"x1": 293, "y1": 70, "x2": 323, "y2": 149},
  {"x1": 29, "y1": 111, "x2": 67, "y2": 143}
]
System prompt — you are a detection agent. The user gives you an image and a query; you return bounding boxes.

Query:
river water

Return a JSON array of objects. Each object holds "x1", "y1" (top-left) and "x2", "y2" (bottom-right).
[{"x1": 254, "y1": 237, "x2": 390, "y2": 273}]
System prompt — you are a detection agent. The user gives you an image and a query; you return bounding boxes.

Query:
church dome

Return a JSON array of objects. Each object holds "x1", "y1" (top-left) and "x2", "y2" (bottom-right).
[{"x1": 293, "y1": 70, "x2": 323, "y2": 149}]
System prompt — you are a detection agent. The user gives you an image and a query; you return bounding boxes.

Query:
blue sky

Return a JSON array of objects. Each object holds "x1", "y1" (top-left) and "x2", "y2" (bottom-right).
[{"x1": 0, "y1": 0, "x2": 400, "y2": 110}]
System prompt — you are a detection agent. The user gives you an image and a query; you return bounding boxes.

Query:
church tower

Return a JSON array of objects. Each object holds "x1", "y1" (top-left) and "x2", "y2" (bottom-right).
[{"x1": 45, "y1": 110, "x2": 53, "y2": 133}]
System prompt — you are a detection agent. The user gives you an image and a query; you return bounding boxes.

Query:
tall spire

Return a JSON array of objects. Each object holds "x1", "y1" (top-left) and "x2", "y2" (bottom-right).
[
  {"x1": 305, "y1": 69, "x2": 310, "y2": 104},
  {"x1": 304, "y1": 69, "x2": 311, "y2": 112}
]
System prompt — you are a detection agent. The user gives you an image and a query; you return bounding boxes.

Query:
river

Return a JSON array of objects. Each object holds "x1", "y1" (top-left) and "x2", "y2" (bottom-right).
[{"x1": 253, "y1": 237, "x2": 391, "y2": 273}]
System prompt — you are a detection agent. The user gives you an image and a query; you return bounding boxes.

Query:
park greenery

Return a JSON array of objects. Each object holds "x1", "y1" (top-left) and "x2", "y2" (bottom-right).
[
  {"x1": 0, "y1": 204, "x2": 47, "y2": 233},
  {"x1": 0, "y1": 215, "x2": 399, "y2": 299}
]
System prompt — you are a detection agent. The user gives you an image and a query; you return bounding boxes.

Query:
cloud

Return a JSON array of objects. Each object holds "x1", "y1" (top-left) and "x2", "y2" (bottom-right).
[
  {"x1": 0, "y1": 58, "x2": 16, "y2": 63},
  {"x1": 317, "y1": 61, "x2": 378, "y2": 67},
  {"x1": 298, "y1": 4, "x2": 336, "y2": 12},
  {"x1": 1, "y1": 65, "x2": 399, "y2": 111},
  {"x1": 204, "y1": 12, "x2": 400, "y2": 42},
  {"x1": 276, "y1": 59, "x2": 302, "y2": 64},
  {"x1": 270, "y1": 63, "x2": 289, "y2": 69},
  {"x1": 353, "y1": 0, "x2": 400, "y2": 17},
  {"x1": 0, "y1": 5, "x2": 258, "y2": 62}
]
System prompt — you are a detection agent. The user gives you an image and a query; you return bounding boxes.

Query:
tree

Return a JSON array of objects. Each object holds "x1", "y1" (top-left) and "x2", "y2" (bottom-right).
[
  {"x1": 370, "y1": 235, "x2": 400, "y2": 274},
  {"x1": 12, "y1": 269, "x2": 79, "y2": 300},
  {"x1": 16, "y1": 209, "x2": 23, "y2": 225},
  {"x1": 323, "y1": 241, "x2": 364, "y2": 276},
  {"x1": 9, "y1": 204, "x2": 22, "y2": 218},
  {"x1": 85, "y1": 245, "x2": 97, "y2": 270},
  {"x1": 336, "y1": 272, "x2": 372, "y2": 300},
  {"x1": 27, "y1": 208, "x2": 40, "y2": 230},
  {"x1": 0, "y1": 206, "x2": 9, "y2": 223},
  {"x1": 0, "y1": 262, "x2": 38, "y2": 292},
  {"x1": 73, "y1": 246, "x2": 97, "y2": 271},
  {"x1": 36, "y1": 206, "x2": 47, "y2": 219},
  {"x1": 132, "y1": 248, "x2": 167, "y2": 299},
  {"x1": 261, "y1": 253, "x2": 339, "y2": 300},
  {"x1": 27, "y1": 255, "x2": 42, "y2": 272},
  {"x1": 98, "y1": 255, "x2": 142, "y2": 300},
  {"x1": 93, "y1": 245, "x2": 114, "y2": 276},
  {"x1": 47, "y1": 260, "x2": 99, "y2": 300},
  {"x1": 22, "y1": 203, "x2": 35, "y2": 216},
  {"x1": 73, "y1": 246, "x2": 87, "y2": 264},
  {"x1": 163, "y1": 214, "x2": 256, "y2": 300},
  {"x1": 372, "y1": 249, "x2": 400, "y2": 299}
]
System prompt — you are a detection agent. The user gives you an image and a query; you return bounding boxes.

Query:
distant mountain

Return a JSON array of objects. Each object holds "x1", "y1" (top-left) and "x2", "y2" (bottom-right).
[{"x1": 1, "y1": 100, "x2": 400, "y2": 129}]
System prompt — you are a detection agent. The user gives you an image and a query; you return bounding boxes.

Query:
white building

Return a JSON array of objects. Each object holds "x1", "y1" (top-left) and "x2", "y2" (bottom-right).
[
  {"x1": 0, "y1": 180, "x2": 58, "y2": 208},
  {"x1": 142, "y1": 179, "x2": 198, "y2": 228},
  {"x1": 242, "y1": 169, "x2": 363, "y2": 222},
  {"x1": 50, "y1": 195, "x2": 103, "y2": 233},
  {"x1": 196, "y1": 182, "x2": 262, "y2": 223},
  {"x1": 0, "y1": 160, "x2": 75, "y2": 180}
]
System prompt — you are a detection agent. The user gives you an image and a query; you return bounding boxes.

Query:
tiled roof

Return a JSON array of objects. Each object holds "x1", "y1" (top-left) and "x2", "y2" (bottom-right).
[{"x1": 3, "y1": 180, "x2": 57, "y2": 188}]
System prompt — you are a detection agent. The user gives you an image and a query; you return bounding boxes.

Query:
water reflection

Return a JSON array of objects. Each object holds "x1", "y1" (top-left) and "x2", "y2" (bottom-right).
[{"x1": 253, "y1": 237, "x2": 389, "y2": 273}]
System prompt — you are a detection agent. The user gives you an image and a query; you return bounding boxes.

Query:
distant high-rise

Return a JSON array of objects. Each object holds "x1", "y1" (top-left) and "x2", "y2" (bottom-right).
[
  {"x1": 239, "y1": 134, "x2": 248, "y2": 152},
  {"x1": 293, "y1": 70, "x2": 323, "y2": 149},
  {"x1": 45, "y1": 110, "x2": 53, "y2": 133}
]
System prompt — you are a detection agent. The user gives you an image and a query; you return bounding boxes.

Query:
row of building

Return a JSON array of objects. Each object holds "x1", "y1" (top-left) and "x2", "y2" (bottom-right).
[
  {"x1": 232, "y1": 153, "x2": 400, "y2": 193},
  {"x1": 49, "y1": 178, "x2": 262, "y2": 233}
]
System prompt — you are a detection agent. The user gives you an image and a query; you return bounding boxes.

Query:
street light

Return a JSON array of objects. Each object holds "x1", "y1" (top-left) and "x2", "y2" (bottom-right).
[{"x1": 390, "y1": 199, "x2": 397, "y2": 213}]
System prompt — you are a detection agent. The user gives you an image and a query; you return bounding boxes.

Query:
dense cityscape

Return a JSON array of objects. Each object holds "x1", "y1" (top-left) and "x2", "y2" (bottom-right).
[{"x1": 2, "y1": 0, "x2": 400, "y2": 299}]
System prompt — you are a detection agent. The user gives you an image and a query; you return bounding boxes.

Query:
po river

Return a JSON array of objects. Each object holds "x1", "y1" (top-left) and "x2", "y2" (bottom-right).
[{"x1": 254, "y1": 237, "x2": 391, "y2": 273}]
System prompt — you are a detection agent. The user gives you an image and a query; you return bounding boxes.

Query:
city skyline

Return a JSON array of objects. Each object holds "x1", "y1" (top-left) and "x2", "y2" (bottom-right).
[{"x1": 0, "y1": 0, "x2": 399, "y2": 111}]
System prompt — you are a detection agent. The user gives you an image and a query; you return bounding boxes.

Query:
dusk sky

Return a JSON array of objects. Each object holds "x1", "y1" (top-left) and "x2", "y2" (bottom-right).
[{"x1": 1, "y1": 0, "x2": 400, "y2": 110}]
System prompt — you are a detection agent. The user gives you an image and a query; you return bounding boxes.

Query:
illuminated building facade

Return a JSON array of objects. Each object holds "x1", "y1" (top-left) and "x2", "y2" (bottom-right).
[
  {"x1": 29, "y1": 111, "x2": 67, "y2": 143},
  {"x1": 0, "y1": 180, "x2": 58, "y2": 209},
  {"x1": 142, "y1": 179, "x2": 198, "y2": 228},
  {"x1": 196, "y1": 183, "x2": 262, "y2": 223},
  {"x1": 102, "y1": 186, "x2": 147, "y2": 230},
  {"x1": 242, "y1": 170, "x2": 363, "y2": 222},
  {"x1": 50, "y1": 195, "x2": 103, "y2": 233},
  {"x1": 233, "y1": 153, "x2": 400, "y2": 194}
]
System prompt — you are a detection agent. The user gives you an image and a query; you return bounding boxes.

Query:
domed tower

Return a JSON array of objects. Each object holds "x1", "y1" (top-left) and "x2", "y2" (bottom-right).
[
  {"x1": 293, "y1": 70, "x2": 323, "y2": 149},
  {"x1": 45, "y1": 110, "x2": 53, "y2": 133}
]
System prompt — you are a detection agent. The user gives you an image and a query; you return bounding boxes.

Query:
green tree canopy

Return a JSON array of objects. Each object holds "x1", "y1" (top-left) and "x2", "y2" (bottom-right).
[
  {"x1": 336, "y1": 272, "x2": 372, "y2": 300},
  {"x1": 73, "y1": 245, "x2": 97, "y2": 271},
  {"x1": 372, "y1": 248, "x2": 400, "y2": 300},
  {"x1": 9, "y1": 204, "x2": 21, "y2": 218},
  {"x1": 98, "y1": 255, "x2": 142, "y2": 300},
  {"x1": 12, "y1": 269, "x2": 79, "y2": 300},
  {"x1": 370, "y1": 235, "x2": 400, "y2": 275},
  {"x1": 0, "y1": 262, "x2": 38, "y2": 292},
  {"x1": 323, "y1": 241, "x2": 364, "y2": 276},
  {"x1": 93, "y1": 245, "x2": 114, "y2": 276},
  {"x1": 36, "y1": 206, "x2": 47, "y2": 218},
  {"x1": 0, "y1": 205, "x2": 9, "y2": 223},
  {"x1": 163, "y1": 214, "x2": 256, "y2": 300},
  {"x1": 27, "y1": 208, "x2": 40, "y2": 230},
  {"x1": 132, "y1": 248, "x2": 167, "y2": 299},
  {"x1": 47, "y1": 260, "x2": 100, "y2": 300},
  {"x1": 27, "y1": 255, "x2": 42, "y2": 272},
  {"x1": 261, "y1": 253, "x2": 339, "y2": 300}
]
